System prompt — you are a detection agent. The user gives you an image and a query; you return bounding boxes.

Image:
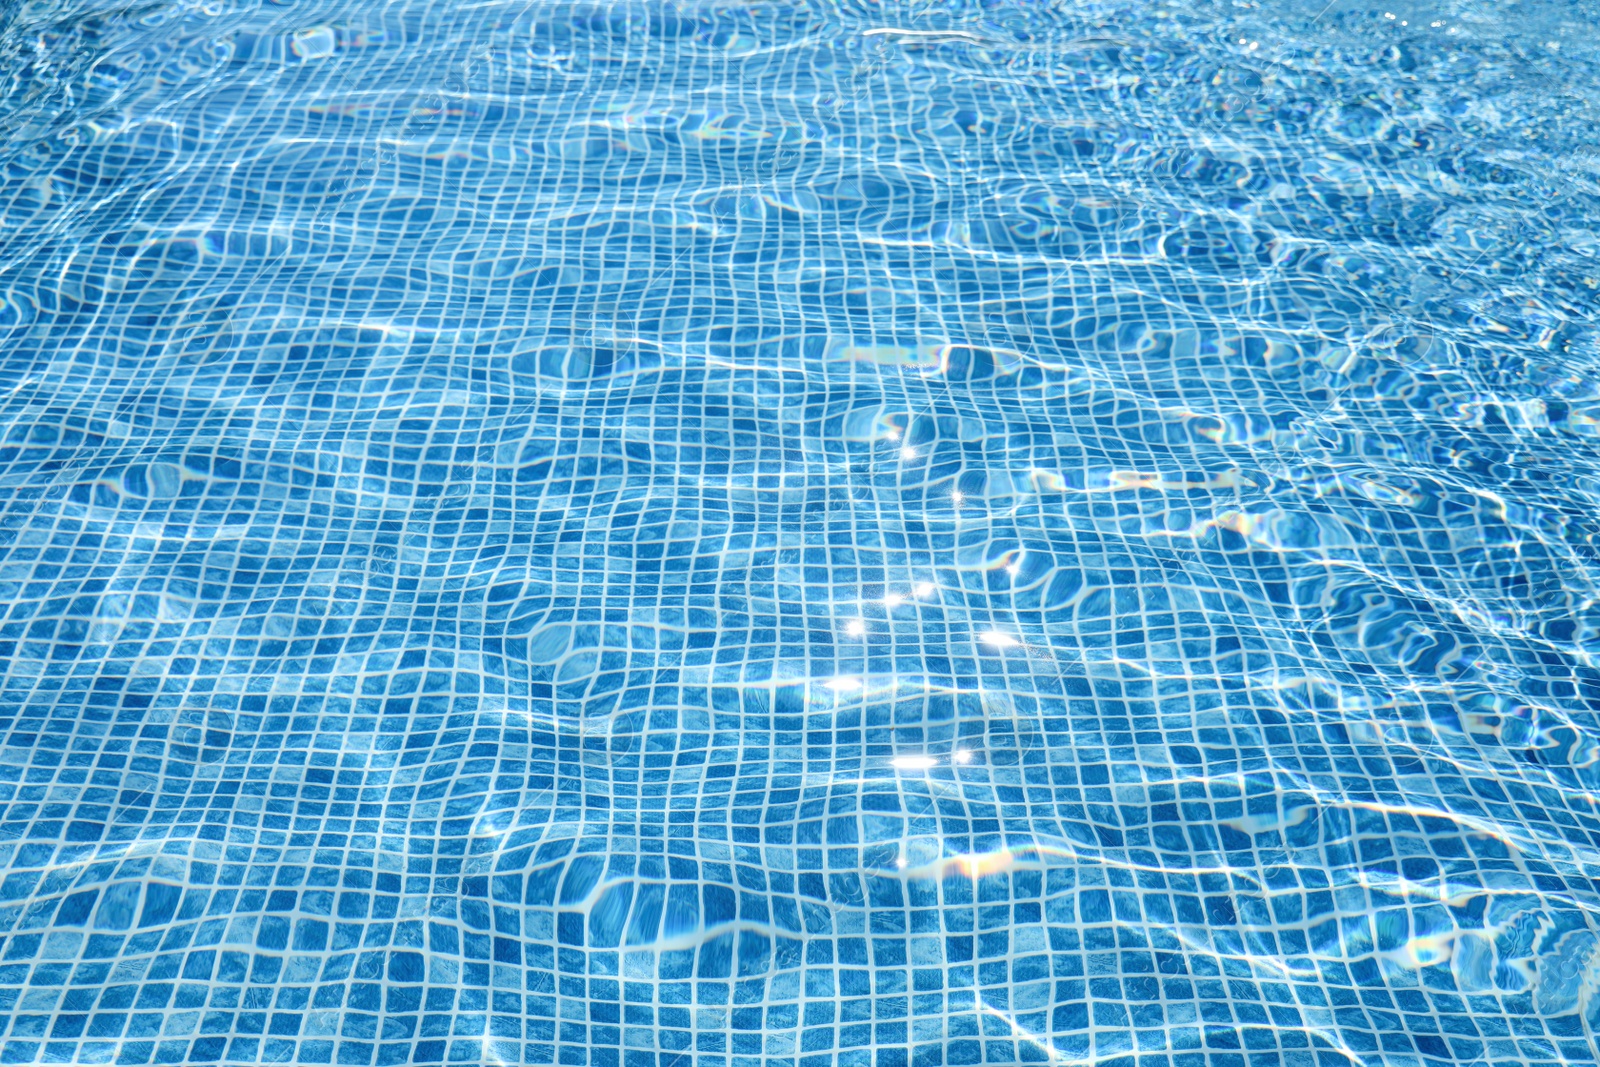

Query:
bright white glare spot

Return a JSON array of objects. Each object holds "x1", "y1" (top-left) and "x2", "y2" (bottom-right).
[
  {"x1": 954, "y1": 749, "x2": 973, "y2": 764},
  {"x1": 915, "y1": 582, "x2": 936, "y2": 598},
  {"x1": 845, "y1": 620, "x2": 866, "y2": 637},
  {"x1": 1383, "y1": 10, "x2": 1395, "y2": 17},
  {"x1": 1005, "y1": 563, "x2": 1021, "y2": 576},
  {"x1": 827, "y1": 676, "x2": 862, "y2": 692},
  {"x1": 900, "y1": 446, "x2": 917, "y2": 460},
  {"x1": 895, "y1": 857, "x2": 908, "y2": 869},
  {"x1": 884, "y1": 594, "x2": 905, "y2": 608},
  {"x1": 950, "y1": 491, "x2": 964, "y2": 504},
  {"x1": 887, "y1": 430, "x2": 901, "y2": 441},
  {"x1": 891, "y1": 755, "x2": 937, "y2": 771},
  {"x1": 979, "y1": 631, "x2": 1019, "y2": 649}
]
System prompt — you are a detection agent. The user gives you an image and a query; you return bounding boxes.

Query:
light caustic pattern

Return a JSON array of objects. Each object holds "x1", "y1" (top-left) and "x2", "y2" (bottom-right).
[{"x1": 1, "y1": 0, "x2": 1599, "y2": 1066}]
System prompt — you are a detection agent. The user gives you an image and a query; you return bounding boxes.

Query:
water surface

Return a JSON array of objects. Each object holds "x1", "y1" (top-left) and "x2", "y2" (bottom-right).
[{"x1": 1, "y1": 1, "x2": 1599, "y2": 1065}]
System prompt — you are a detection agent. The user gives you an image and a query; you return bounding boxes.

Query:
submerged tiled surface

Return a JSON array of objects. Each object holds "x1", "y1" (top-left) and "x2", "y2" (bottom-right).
[{"x1": 1, "y1": 0, "x2": 1600, "y2": 1065}]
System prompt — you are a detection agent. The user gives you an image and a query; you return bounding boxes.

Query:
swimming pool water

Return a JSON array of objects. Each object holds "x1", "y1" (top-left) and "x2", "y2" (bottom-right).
[{"x1": 1, "y1": 0, "x2": 1598, "y2": 1064}]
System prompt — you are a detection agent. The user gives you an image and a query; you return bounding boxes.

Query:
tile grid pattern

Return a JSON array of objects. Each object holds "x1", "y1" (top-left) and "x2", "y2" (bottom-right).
[{"x1": 0, "y1": 1, "x2": 1598, "y2": 1067}]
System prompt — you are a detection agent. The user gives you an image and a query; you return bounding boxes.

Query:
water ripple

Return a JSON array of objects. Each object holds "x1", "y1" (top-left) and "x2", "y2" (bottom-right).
[{"x1": 0, "y1": 1, "x2": 1598, "y2": 1066}]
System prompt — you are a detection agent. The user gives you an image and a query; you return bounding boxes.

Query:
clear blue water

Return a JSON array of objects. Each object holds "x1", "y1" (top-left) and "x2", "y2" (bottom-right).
[{"x1": 0, "y1": 0, "x2": 1598, "y2": 1064}]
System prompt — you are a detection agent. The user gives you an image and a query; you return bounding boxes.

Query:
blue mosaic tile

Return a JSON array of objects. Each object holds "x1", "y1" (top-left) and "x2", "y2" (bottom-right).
[{"x1": 0, "y1": 0, "x2": 1598, "y2": 1066}]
